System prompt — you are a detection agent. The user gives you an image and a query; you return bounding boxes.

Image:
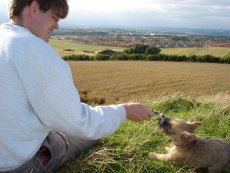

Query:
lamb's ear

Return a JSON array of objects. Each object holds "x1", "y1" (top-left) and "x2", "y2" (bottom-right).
[
  {"x1": 189, "y1": 122, "x2": 202, "y2": 130},
  {"x1": 180, "y1": 131, "x2": 196, "y2": 142}
]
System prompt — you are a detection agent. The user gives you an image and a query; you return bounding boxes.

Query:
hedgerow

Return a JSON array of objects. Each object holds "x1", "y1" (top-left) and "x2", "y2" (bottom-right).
[
  {"x1": 62, "y1": 53, "x2": 230, "y2": 64},
  {"x1": 62, "y1": 45, "x2": 230, "y2": 63}
]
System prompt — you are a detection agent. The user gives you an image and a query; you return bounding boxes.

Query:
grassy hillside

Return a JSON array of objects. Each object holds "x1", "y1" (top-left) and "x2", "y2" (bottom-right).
[
  {"x1": 49, "y1": 39, "x2": 124, "y2": 57},
  {"x1": 49, "y1": 39, "x2": 230, "y2": 58},
  {"x1": 56, "y1": 95, "x2": 230, "y2": 173},
  {"x1": 161, "y1": 47, "x2": 230, "y2": 57},
  {"x1": 48, "y1": 39, "x2": 230, "y2": 172},
  {"x1": 53, "y1": 60, "x2": 230, "y2": 173}
]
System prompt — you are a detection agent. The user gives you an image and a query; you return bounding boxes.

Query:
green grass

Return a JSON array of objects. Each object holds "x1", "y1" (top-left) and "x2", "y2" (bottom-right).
[
  {"x1": 49, "y1": 39, "x2": 124, "y2": 56},
  {"x1": 49, "y1": 39, "x2": 230, "y2": 58},
  {"x1": 56, "y1": 95, "x2": 230, "y2": 173},
  {"x1": 161, "y1": 47, "x2": 230, "y2": 57},
  {"x1": 224, "y1": 52, "x2": 230, "y2": 58}
]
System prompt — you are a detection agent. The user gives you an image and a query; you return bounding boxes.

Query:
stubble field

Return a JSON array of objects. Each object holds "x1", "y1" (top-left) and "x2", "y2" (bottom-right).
[{"x1": 68, "y1": 61, "x2": 230, "y2": 106}]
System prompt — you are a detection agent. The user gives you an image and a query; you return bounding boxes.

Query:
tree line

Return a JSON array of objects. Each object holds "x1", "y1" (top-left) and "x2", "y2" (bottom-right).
[{"x1": 62, "y1": 45, "x2": 230, "y2": 64}]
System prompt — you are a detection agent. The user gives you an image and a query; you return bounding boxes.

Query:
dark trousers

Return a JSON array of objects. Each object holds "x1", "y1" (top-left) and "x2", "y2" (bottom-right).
[{"x1": 3, "y1": 131, "x2": 98, "y2": 173}]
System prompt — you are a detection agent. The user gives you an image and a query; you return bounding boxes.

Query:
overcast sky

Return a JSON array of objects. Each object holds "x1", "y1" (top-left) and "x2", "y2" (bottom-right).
[{"x1": 0, "y1": 0, "x2": 230, "y2": 30}]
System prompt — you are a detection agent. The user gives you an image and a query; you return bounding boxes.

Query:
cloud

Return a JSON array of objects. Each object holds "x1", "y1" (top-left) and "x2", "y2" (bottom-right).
[
  {"x1": 1, "y1": 0, "x2": 230, "y2": 29},
  {"x1": 64, "y1": 0, "x2": 230, "y2": 29}
]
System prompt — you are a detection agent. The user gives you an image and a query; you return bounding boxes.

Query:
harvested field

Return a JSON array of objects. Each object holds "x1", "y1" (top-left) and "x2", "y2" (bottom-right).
[{"x1": 68, "y1": 61, "x2": 230, "y2": 105}]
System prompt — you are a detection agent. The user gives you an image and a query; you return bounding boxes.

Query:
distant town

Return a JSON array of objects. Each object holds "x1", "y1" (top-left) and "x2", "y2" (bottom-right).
[{"x1": 52, "y1": 27, "x2": 230, "y2": 48}]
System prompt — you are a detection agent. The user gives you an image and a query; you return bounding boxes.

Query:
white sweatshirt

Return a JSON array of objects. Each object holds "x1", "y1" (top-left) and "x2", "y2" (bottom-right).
[{"x1": 0, "y1": 23, "x2": 126, "y2": 171}]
